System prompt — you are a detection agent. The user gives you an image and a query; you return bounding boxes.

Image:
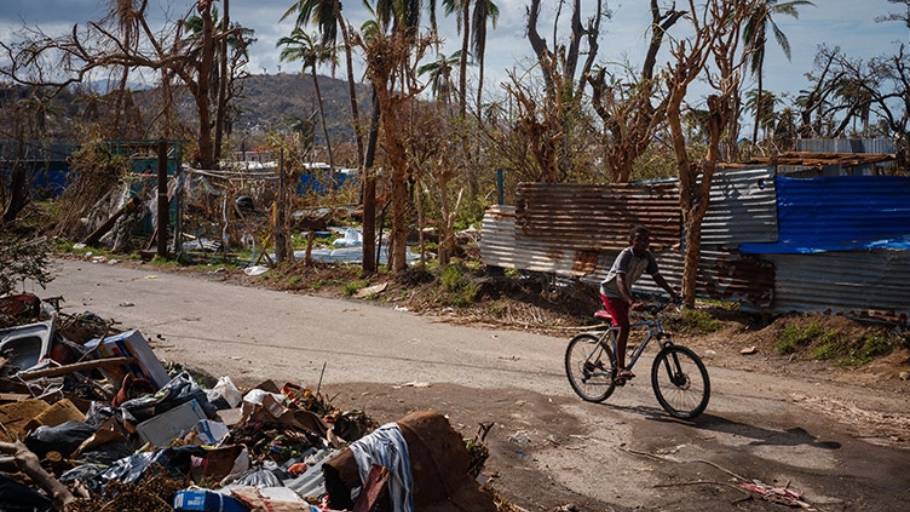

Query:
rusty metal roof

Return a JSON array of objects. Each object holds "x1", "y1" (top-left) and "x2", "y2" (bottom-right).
[
  {"x1": 515, "y1": 182, "x2": 680, "y2": 252},
  {"x1": 703, "y1": 167, "x2": 778, "y2": 245},
  {"x1": 743, "y1": 152, "x2": 895, "y2": 168}
]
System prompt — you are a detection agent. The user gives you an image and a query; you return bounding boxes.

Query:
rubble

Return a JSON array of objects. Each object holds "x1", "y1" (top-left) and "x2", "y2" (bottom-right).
[{"x1": 0, "y1": 293, "x2": 499, "y2": 511}]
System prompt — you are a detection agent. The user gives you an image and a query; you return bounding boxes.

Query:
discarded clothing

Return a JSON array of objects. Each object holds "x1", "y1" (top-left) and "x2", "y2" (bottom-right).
[{"x1": 349, "y1": 423, "x2": 414, "y2": 512}]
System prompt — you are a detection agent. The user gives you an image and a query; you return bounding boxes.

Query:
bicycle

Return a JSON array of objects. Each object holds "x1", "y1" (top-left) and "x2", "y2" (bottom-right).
[{"x1": 564, "y1": 299, "x2": 711, "y2": 419}]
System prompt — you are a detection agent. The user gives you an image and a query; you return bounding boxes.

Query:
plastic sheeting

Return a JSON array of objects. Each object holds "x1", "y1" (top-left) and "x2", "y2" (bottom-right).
[{"x1": 740, "y1": 175, "x2": 910, "y2": 254}]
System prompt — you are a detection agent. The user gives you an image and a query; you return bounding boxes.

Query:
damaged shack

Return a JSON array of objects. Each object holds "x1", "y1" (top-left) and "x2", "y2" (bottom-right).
[{"x1": 481, "y1": 152, "x2": 910, "y2": 323}]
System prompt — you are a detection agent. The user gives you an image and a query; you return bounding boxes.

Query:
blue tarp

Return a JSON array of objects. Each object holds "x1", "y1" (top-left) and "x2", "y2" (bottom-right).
[{"x1": 739, "y1": 175, "x2": 910, "y2": 254}]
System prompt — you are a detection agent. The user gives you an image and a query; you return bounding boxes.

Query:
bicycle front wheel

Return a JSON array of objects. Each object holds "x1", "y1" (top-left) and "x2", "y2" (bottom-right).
[
  {"x1": 565, "y1": 333, "x2": 616, "y2": 403},
  {"x1": 651, "y1": 345, "x2": 710, "y2": 419}
]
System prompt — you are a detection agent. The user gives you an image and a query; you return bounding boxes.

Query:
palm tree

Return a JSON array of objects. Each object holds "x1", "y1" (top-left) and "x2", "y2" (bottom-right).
[
  {"x1": 443, "y1": 0, "x2": 472, "y2": 117},
  {"x1": 277, "y1": 28, "x2": 338, "y2": 171},
  {"x1": 282, "y1": 0, "x2": 365, "y2": 166},
  {"x1": 418, "y1": 51, "x2": 461, "y2": 105},
  {"x1": 471, "y1": 0, "x2": 498, "y2": 116},
  {"x1": 745, "y1": 89, "x2": 779, "y2": 141},
  {"x1": 743, "y1": 0, "x2": 814, "y2": 144}
]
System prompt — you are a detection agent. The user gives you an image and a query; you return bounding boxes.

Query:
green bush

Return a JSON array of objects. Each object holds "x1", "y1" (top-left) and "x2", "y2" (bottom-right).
[
  {"x1": 343, "y1": 279, "x2": 369, "y2": 297},
  {"x1": 439, "y1": 265, "x2": 479, "y2": 307},
  {"x1": 776, "y1": 321, "x2": 829, "y2": 355}
]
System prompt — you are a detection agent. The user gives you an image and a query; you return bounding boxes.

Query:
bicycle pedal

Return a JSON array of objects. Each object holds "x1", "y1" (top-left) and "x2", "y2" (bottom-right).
[{"x1": 615, "y1": 378, "x2": 626, "y2": 386}]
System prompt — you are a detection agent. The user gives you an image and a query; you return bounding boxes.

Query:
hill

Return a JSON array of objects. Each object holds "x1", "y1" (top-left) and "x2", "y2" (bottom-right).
[{"x1": 233, "y1": 73, "x2": 372, "y2": 142}]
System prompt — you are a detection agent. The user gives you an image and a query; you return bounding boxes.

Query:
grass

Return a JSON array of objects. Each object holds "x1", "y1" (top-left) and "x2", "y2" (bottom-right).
[
  {"x1": 775, "y1": 321, "x2": 834, "y2": 355},
  {"x1": 678, "y1": 308, "x2": 724, "y2": 334},
  {"x1": 439, "y1": 265, "x2": 480, "y2": 307},
  {"x1": 343, "y1": 279, "x2": 369, "y2": 297},
  {"x1": 777, "y1": 319, "x2": 903, "y2": 366}
]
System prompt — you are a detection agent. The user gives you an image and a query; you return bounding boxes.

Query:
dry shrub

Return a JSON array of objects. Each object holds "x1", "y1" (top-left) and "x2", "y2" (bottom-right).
[{"x1": 54, "y1": 142, "x2": 129, "y2": 239}]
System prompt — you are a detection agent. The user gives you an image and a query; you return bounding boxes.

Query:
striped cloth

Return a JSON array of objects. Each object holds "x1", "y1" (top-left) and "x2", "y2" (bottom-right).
[{"x1": 349, "y1": 423, "x2": 414, "y2": 512}]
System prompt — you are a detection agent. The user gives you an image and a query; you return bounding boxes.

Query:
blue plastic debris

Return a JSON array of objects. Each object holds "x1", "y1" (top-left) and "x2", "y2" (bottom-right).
[{"x1": 173, "y1": 489, "x2": 249, "y2": 512}]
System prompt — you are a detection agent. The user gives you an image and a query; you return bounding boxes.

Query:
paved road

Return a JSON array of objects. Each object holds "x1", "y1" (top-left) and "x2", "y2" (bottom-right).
[{"x1": 41, "y1": 260, "x2": 910, "y2": 511}]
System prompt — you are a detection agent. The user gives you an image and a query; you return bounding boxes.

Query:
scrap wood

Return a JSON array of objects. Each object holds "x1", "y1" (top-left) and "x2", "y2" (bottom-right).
[
  {"x1": 738, "y1": 481, "x2": 813, "y2": 509},
  {"x1": 17, "y1": 357, "x2": 136, "y2": 380},
  {"x1": 0, "y1": 440, "x2": 75, "y2": 509}
]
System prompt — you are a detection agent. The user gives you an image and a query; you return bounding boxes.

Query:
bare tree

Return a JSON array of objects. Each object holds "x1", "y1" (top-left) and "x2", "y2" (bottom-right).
[
  {"x1": 587, "y1": 0, "x2": 684, "y2": 182},
  {"x1": 526, "y1": 0, "x2": 605, "y2": 179},
  {"x1": 354, "y1": 26, "x2": 434, "y2": 272},
  {"x1": 664, "y1": 0, "x2": 754, "y2": 306}
]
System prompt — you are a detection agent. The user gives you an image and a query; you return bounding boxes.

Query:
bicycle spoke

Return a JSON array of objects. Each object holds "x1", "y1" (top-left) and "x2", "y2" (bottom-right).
[{"x1": 653, "y1": 347, "x2": 708, "y2": 418}]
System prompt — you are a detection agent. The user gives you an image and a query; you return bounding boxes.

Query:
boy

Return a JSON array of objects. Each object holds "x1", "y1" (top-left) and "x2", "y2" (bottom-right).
[{"x1": 600, "y1": 226, "x2": 679, "y2": 379}]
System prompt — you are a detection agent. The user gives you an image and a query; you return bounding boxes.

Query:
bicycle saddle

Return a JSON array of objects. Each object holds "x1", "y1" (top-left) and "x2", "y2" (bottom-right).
[{"x1": 593, "y1": 310, "x2": 612, "y2": 321}]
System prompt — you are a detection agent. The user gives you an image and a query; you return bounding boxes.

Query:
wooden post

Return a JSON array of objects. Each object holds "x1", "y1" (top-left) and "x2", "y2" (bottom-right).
[
  {"x1": 275, "y1": 148, "x2": 288, "y2": 264},
  {"x1": 156, "y1": 140, "x2": 169, "y2": 258},
  {"x1": 173, "y1": 146, "x2": 183, "y2": 257},
  {"x1": 362, "y1": 87, "x2": 381, "y2": 274}
]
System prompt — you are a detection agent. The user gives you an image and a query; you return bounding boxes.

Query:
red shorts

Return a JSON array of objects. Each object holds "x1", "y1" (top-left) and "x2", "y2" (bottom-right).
[{"x1": 600, "y1": 294, "x2": 630, "y2": 328}]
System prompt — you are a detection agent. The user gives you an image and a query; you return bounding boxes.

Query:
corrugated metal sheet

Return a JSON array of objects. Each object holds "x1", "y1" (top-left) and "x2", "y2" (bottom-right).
[
  {"x1": 481, "y1": 206, "x2": 774, "y2": 306},
  {"x1": 767, "y1": 252, "x2": 910, "y2": 322},
  {"x1": 580, "y1": 249, "x2": 773, "y2": 307},
  {"x1": 481, "y1": 206, "x2": 589, "y2": 276},
  {"x1": 796, "y1": 137, "x2": 895, "y2": 154},
  {"x1": 703, "y1": 167, "x2": 777, "y2": 245},
  {"x1": 515, "y1": 182, "x2": 680, "y2": 251}
]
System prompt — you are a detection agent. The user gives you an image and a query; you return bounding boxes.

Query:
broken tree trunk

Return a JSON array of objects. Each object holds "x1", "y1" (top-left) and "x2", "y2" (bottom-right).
[
  {"x1": 0, "y1": 441, "x2": 75, "y2": 509},
  {"x1": 82, "y1": 197, "x2": 142, "y2": 247}
]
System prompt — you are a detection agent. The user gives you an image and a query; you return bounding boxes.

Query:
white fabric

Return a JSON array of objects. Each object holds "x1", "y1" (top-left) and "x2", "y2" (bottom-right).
[{"x1": 348, "y1": 423, "x2": 414, "y2": 512}]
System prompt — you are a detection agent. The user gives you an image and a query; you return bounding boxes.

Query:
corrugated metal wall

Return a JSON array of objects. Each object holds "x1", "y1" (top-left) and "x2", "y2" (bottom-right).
[
  {"x1": 515, "y1": 182, "x2": 680, "y2": 251},
  {"x1": 703, "y1": 167, "x2": 778, "y2": 245},
  {"x1": 767, "y1": 252, "x2": 910, "y2": 321},
  {"x1": 796, "y1": 138, "x2": 895, "y2": 154},
  {"x1": 481, "y1": 206, "x2": 774, "y2": 306}
]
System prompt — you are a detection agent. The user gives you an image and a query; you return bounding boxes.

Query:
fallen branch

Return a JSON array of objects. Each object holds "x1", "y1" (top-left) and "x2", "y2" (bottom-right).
[
  {"x1": 82, "y1": 196, "x2": 142, "y2": 246},
  {"x1": 0, "y1": 441, "x2": 75, "y2": 509},
  {"x1": 620, "y1": 447, "x2": 748, "y2": 481},
  {"x1": 17, "y1": 357, "x2": 136, "y2": 380}
]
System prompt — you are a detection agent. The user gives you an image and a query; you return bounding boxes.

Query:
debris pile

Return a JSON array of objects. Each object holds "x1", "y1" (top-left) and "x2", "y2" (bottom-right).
[{"x1": 0, "y1": 293, "x2": 498, "y2": 511}]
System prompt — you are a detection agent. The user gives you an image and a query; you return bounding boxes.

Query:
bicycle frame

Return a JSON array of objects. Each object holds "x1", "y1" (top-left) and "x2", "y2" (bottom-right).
[{"x1": 588, "y1": 315, "x2": 670, "y2": 371}]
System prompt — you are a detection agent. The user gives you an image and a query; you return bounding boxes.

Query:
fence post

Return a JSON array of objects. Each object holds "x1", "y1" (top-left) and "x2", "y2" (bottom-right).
[
  {"x1": 173, "y1": 144, "x2": 183, "y2": 258},
  {"x1": 156, "y1": 140, "x2": 169, "y2": 258},
  {"x1": 275, "y1": 148, "x2": 288, "y2": 263}
]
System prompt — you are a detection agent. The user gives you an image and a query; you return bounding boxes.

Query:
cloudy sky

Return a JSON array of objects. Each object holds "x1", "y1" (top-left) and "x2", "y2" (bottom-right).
[{"x1": 1, "y1": 0, "x2": 908, "y2": 104}]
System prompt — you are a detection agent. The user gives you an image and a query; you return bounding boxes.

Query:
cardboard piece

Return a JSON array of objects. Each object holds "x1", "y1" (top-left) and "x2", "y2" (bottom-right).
[
  {"x1": 84, "y1": 330, "x2": 169, "y2": 390},
  {"x1": 30, "y1": 399, "x2": 85, "y2": 428},
  {"x1": 136, "y1": 399, "x2": 208, "y2": 447},
  {"x1": 0, "y1": 399, "x2": 50, "y2": 441}
]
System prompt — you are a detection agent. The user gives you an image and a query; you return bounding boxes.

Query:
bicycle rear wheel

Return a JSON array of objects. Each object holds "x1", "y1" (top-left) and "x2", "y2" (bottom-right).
[
  {"x1": 565, "y1": 333, "x2": 616, "y2": 403},
  {"x1": 651, "y1": 345, "x2": 710, "y2": 419}
]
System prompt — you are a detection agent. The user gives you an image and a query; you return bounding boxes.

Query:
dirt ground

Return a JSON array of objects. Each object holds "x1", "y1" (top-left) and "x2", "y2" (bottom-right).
[{"x1": 41, "y1": 258, "x2": 910, "y2": 511}]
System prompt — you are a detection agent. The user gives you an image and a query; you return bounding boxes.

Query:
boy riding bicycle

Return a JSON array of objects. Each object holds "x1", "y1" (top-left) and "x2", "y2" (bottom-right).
[{"x1": 600, "y1": 226, "x2": 679, "y2": 380}]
